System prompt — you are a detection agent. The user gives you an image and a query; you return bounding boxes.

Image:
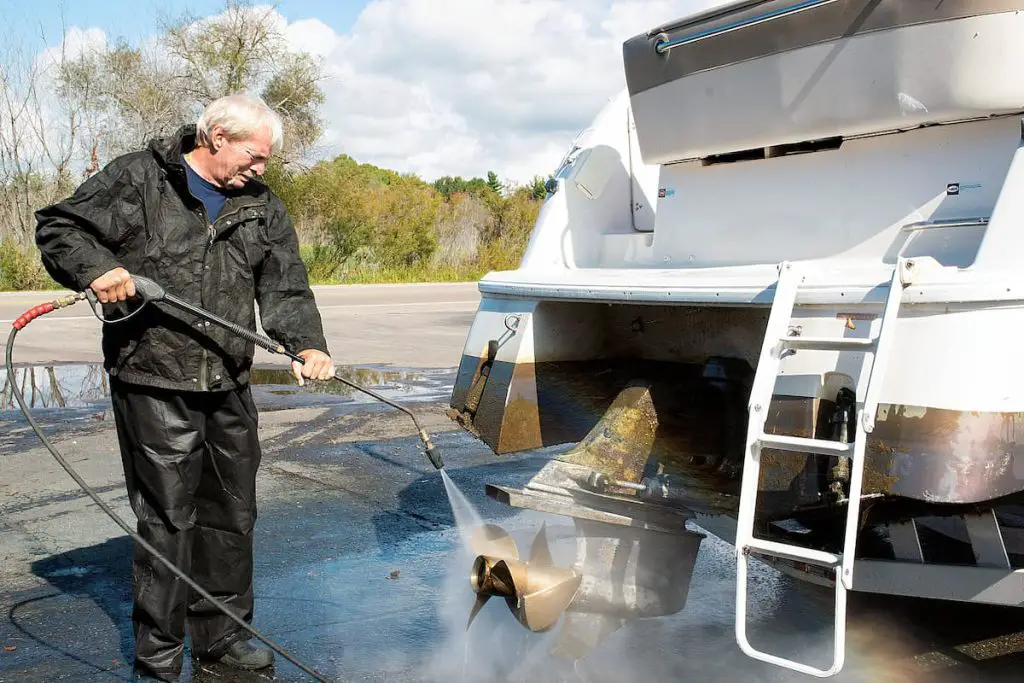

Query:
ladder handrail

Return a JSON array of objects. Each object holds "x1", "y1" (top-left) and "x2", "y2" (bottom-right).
[
  {"x1": 841, "y1": 267, "x2": 906, "y2": 595},
  {"x1": 646, "y1": 0, "x2": 771, "y2": 37},
  {"x1": 899, "y1": 216, "x2": 989, "y2": 232},
  {"x1": 858, "y1": 266, "x2": 907, "y2": 435}
]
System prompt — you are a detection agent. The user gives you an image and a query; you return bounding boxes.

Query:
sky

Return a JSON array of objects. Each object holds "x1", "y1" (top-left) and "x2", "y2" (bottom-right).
[{"x1": 1, "y1": 0, "x2": 724, "y2": 184}]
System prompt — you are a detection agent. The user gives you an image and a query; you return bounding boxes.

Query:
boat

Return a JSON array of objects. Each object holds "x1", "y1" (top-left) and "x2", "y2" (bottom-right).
[{"x1": 446, "y1": 0, "x2": 1024, "y2": 677}]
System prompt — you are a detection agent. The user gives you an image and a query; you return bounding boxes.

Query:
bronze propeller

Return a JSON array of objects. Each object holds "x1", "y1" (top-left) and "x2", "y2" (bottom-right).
[{"x1": 466, "y1": 522, "x2": 582, "y2": 632}]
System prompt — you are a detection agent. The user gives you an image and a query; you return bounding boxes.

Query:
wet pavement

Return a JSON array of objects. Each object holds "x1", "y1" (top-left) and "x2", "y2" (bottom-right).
[
  {"x1": 2, "y1": 364, "x2": 1024, "y2": 682},
  {"x1": 0, "y1": 363, "x2": 458, "y2": 413}
]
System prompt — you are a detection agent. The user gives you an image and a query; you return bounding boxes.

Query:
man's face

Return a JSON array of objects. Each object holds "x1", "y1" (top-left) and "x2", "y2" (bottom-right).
[{"x1": 210, "y1": 124, "x2": 273, "y2": 189}]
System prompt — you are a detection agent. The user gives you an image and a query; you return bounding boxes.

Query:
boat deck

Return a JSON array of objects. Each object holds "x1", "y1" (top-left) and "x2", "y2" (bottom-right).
[{"x1": 479, "y1": 259, "x2": 1024, "y2": 306}]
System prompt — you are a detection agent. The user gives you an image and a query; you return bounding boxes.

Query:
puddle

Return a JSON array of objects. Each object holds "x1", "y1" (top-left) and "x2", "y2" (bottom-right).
[
  {"x1": 250, "y1": 365, "x2": 456, "y2": 410},
  {"x1": 44, "y1": 566, "x2": 91, "y2": 578},
  {"x1": 0, "y1": 363, "x2": 456, "y2": 415},
  {"x1": 0, "y1": 364, "x2": 110, "y2": 412}
]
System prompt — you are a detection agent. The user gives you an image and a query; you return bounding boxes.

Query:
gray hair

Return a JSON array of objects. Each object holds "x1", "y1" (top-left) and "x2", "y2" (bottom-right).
[{"x1": 195, "y1": 93, "x2": 284, "y2": 154}]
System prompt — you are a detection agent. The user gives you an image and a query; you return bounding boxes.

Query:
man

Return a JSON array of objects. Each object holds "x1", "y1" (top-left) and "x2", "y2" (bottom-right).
[{"x1": 35, "y1": 93, "x2": 334, "y2": 682}]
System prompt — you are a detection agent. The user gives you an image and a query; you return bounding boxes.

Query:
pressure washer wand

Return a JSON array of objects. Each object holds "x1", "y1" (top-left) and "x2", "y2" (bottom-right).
[
  {"x1": 326, "y1": 373, "x2": 444, "y2": 469},
  {"x1": 98, "y1": 276, "x2": 444, "y2": 470}
]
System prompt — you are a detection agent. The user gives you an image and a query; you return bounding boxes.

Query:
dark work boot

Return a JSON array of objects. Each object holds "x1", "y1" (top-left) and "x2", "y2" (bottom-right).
[{"x1": 216, "y1": 638, "x2": 275, "y2": 670}]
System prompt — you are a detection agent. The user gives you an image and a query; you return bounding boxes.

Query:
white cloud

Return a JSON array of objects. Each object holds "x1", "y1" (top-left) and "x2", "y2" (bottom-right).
[
  {"x1": 299, "y1": 0, "x2": 727, "y2": 185},
  {"x1": 40, "y1": 26, "x2": 108, "y2": 63},
  {"x1": 20, "y1": 1, "x2": 728, "y2": 186},
  {"x1": 284, "y1": 17, "x2": 340, "y2": 58}
]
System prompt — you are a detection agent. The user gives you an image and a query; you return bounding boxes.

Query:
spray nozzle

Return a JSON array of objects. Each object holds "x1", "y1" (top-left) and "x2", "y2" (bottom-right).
[{"x1": 425, "y1": 444, "x2": 444, "y2": 470}]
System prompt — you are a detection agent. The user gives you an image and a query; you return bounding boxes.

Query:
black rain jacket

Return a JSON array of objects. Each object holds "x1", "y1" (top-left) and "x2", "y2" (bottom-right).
[{"x1": 35, "y1": 125, "x2": 329, "y2": 392}]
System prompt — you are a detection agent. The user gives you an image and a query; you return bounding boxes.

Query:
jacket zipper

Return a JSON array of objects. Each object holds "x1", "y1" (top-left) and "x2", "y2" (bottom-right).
[
  {"x1": 198, "y1": 203, "x2": 213, "y2": 392},
  {"x1": 197, "y1": 202, "x2": 257, "y2": 391}
]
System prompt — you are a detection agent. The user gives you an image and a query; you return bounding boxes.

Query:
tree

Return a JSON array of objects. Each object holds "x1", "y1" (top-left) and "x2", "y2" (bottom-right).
[
  {"x1": 486, "y1": 170, "x2": 503, "y2": 196},
  {"x1": 261, "y1": 52, "x2": 324, "y2": 159},
  {"x1": 53, "y1": 0, "x2": 326, "y2": 171},
  {"x1": 527, "y1": 175, "x2": 549, "y2": 200},
  {"x1": 57, "y1": 39, "x2": 193, "y2": 163},
  {"x1": 159, "y1": 0, "x2": 326, "y2": 163},
  {"x1": 0, "y1": 25, "x2": 81, "y2": 257},
  {"x1": 433, "y1": 174, "x2": 496, "y2": 201}
]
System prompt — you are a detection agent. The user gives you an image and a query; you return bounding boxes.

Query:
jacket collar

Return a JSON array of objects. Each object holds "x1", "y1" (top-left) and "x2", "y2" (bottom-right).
[{"x1": 149, "y1": 124, "x2": 197, "y2": 172}]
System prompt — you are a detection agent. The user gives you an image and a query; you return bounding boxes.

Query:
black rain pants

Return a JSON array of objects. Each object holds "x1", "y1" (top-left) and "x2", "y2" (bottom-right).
[{"x1": 110, "y1": 377, "x2": 262, "y2": 681}]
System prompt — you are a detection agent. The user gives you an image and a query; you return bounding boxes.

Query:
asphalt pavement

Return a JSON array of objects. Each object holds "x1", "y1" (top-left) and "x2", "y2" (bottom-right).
[
  {"x1": 2, "y1": 283, "x2": 1023, "y2": 682},
  {"x1": 0, "y1": 282, "x2": 481, "y2": 368}
]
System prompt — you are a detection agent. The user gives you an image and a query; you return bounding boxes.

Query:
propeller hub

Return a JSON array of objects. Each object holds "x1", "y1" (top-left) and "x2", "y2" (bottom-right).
[{"x1": 471, "y1": 555, "x2": 517, "y2": 598}]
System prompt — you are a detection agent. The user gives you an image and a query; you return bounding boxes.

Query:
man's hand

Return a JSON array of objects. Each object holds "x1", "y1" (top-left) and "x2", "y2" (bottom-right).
[
  {"x1": 88, "y1": 267, "x2": 136, "y2": 304},
  {"x1": 292, "y1": 349, "x2": 335, "y2": 387}
]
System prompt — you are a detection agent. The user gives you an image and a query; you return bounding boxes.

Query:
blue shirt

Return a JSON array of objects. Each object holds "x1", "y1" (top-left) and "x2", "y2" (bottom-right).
[{"x1": 182, "y1": 155, "x2": 229, "y2": 223}]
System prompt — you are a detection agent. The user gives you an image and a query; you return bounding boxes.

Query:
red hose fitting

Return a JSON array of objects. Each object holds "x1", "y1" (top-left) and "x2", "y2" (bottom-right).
[
  {"x1": 11, "y1": 292, "x2": 86, "y2": 330},
  {"x1": 13, "y1": 303, "x2": 54, "y2": 330}
]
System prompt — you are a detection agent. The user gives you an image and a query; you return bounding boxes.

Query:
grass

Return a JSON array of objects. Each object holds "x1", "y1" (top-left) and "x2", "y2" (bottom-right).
[
  {"x1": 297, "y1": 243, "x2": 497, "y2": 285},
  {"x1": 313, "y1": 264, "x2": 489, "y2": 285}
]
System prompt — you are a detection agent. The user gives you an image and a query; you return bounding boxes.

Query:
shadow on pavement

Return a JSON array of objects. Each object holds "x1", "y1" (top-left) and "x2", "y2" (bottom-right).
[{"x1": 0, "y1": 535, "x2": 135, "y2": 681}]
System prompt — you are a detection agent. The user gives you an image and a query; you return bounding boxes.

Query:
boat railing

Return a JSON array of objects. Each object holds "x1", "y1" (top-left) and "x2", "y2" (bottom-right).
[
  {"x1": 897, "y1": 216, "x2": 990, "y2": 258},
  {"x1": 654, "y1": 0, "x2": 839, "y2": 54},
  {"x1": 647, "y1": 0, "x2": 771, "y2": 37}
]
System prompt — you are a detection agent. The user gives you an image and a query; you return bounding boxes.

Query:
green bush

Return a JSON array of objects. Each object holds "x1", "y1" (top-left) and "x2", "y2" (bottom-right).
[
  {"x1": 0, "y1": 242, "x2": 60, "y2": 292},
  {"x1": 2, "y1": 159, "x2": 546, "y2": 291}
]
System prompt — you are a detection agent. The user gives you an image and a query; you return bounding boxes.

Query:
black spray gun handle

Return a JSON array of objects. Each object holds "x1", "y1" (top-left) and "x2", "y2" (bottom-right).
[
  {"x1": 84, "y1": 276, "x2": 445, "y2": 469},
  {"x1": 86, "y1": 275, "x2": 288, "y2": 356}
]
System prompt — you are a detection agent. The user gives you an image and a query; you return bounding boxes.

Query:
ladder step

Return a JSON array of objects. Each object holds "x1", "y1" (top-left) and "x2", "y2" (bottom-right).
[
  {"x1": 743, "y1": 538, "x2": 842, "y2": 568},
  {"x1": 780, "y1": 336, "x2": 876, "y2": 351},
  {"x1": 758, "y1": 434, "x2": 854, "y2": 456}
]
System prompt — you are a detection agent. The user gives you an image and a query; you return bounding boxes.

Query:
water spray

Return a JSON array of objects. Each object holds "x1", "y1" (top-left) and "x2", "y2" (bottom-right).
[{"x1": 6, "y1": 275, "x2": 450, "y2": 682}]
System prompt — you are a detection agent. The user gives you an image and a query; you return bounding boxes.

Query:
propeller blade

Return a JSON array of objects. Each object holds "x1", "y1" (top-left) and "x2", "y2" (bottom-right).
[
  {"x1": 519, "y1": 568, "x2": 583, "y2": 632},
  {"x1": 470, "y1": 523, "x2": 519, "y2": 559},
  {"x1": 528, "y1": 522, "x2": 554, "y2": 567},
  {"x1": 467, "y1": 523, "x2": 581, "y2": 634},
  {"x1": 467, "y1": 593, "x2": 491, "y2": 629}
]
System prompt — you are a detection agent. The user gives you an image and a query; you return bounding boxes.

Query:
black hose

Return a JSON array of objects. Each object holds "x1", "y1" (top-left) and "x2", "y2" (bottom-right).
[{"x1": 6, "y1": 325, "x2": 335, "y2": 682}]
